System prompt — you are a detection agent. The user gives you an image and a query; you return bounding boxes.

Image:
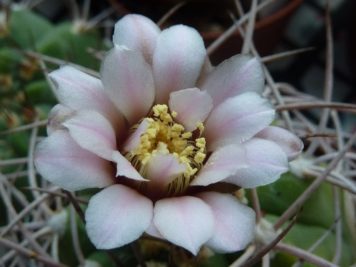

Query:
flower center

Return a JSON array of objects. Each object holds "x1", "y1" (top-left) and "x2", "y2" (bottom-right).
[{"x1": 125, "y1": 104, "x2": 207, "y2": 193}]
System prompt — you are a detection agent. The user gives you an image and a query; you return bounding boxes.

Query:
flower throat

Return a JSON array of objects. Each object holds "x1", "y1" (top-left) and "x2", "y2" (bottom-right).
[{"x1": 125, "y1": 104, "x2": 207, "y2": 194}]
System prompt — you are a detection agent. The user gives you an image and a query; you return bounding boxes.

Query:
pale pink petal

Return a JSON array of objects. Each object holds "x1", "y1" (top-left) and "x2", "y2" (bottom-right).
[
  {"x1": 49, "y1": 66, "x2": 124, "y2": 129},
  {"x1": 101, "y1": 46, "x2": 155, "y2": 124},
  {"x1": 153, "y1": 196, "x2": 214, "y2": 255},
  {"x1": 85, "y1": 184, "x2": 153, "y2": 249},
  {"x1": 34, "y1": 131, "x2": 113, "y2": 191},
  {"x1": 197, "y1": 192, "x2": 256, "y2": 253},
  {"x1": 224, "y1": 138, "x2": 288, "y2": 188},
  {"x1": 112, "y1": 151, "x2": 147, "y2": 181},
  {"x1": 197, "y1": 57, "x2": 214, "y2": 85},
  {"x1": 113, "y1": 14, "x2": 160, "y2": 63},
  {"x1": 168, "y1": 88, "x2": 213, "y2": 131},
  {"x1": 192, "y1": 138, "x2": 288, "y2": 188},
  {"x1": 146, "y1": 153, "x2": 186, "y2": 191},
  {"x1": 205, "y1": 92, "x2": 275, "y2": 151},
  {"x1": 123, "y1": 118, "x2": 150, "y2": 152},
  {"x1": 145, "y1": 222, "x2": 164, "y2": 239},
  {"x1": 256, "y1": 126, "x2": 304, "y2": 160},
  {"x1": 47, "y1": 104, "x2": 74, "y2": 135},
  {"x1": 63, "y1": 110, "x2": 116, "y2": 161},
  {"x1": 191, "y1": 144, "x2": 247, "y2": 187},
  {"x1": 200, "y1": 54, "x2": 264, "y2": 106},
  {"x1": 153, "y1": 25, "x2": 206, "y2": 103}
]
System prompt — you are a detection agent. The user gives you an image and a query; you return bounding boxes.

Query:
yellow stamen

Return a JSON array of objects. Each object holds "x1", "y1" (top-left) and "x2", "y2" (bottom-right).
[
  {"x1": 194, "y1": 151, "x2": 206, "y2": 164},
  {"x1": 197, "y1": 122, "x2": 205, "y2": 136},
  {"x1": 124, "y1": 104, "x2": 207, "y2": 194}
]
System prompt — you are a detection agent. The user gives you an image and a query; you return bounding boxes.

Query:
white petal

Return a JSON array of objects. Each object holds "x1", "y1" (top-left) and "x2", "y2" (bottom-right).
[
  {"x1": 146, "y1": 153, "x2": 186, "y2": 191},
  {"x1": 205, "y1": 92, "x2": 275, "y2": 151},
  {"x1": 112, "y1": 151, "x2": 147, "y2": 181},
  {"x1": 49, "y1": 66, "x2": 123, "y2": 128},
  {"x1": 201, "y1": 54, "x2": 264, "y2": 106},
  {"x1": 47, "y1": 104, "x2": 74, "y2": 135},
  {"x1": 101, "y1": 47, "x2": 155, "y2": 124},
  {"x1": 197, "y1": 192, "x2": 256, "y2": 253},
  {"x1": 113, "y1": 14, "x2": 160, "y2": 63},
  {"x1": 224, "y1": 138, "x2": 289, "y2": 188},
  {"x1": 85, "y1": 185, "x2": 153, "y2": 249},
  {"x1": 193, "y1": 138, "x2": 288, "y2": 188},
  {"x1": 256, "y1": 126, "x2": 304, "y2": 160},
  {"x1": 63, "y1": 110, "x2": 116, "y2": 161},
  {"x1": 34, "y1": 131, "x2": 113, "y2": 191},
  {"x1": 153, "y1": 25, "x2": 206, "y2": 103},
  {"x1": 168, "y1": 88, "x2": 213, "y2": 131},
  {"x1": 153, "y1": 196, "x2": 214, "y2": 255}
]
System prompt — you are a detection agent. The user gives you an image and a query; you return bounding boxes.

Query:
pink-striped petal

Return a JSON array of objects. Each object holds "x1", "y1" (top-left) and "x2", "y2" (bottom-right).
[
  {"x1": 153, "y1": 25, "x2": 206, "y2": 103},
  {"x1": 146, "y1": 153, "x2": 186, "y2": 191},
  {"x1": 224, "y1": 138, "x2": 288, "y2": 188},
  {"x1": 113, "y1": 14, "x2": 160, "y2": 63},
  {"x1": 49, "y1": 66, "x2": 123, "y2": 129},
  {"x1": 47, "y1": 104, "x2": 74, "y2": 135},
  {"x1": 201, "y1": 54, "x2": 264, "y2": 106},
  {"x1": 168, "y1": 88, "x2": 213, "y2": 131},
  {"x1": 101, "y1": 46, "x2": 155, "y2": 124},
  {"x1": 153, "y1": 196, "x2": 214, "y2": 255},
  {"x1": 197, "y1": 192, "x2": 256, "y2": 253},
  {"x1": 112, "y1": 151, "x2": 147, "y2": 181},
  {"x1": 205, "y1": 92, "x2": 275, "y2": 151},
  {"x1": 63, "y1": 110, "x2": 116, "y2": 161},
  {"x1": 34, "y1": 131, "x2": 113, "y2": 191},
  {"x1": 193, "y1": 138, "x2": 288, "y2": 188},
  {"x1": 256, "y1": 126, "x2": 304, "y2": 160},
  {"x1": 85, "y1": 185, "x2": 153, "y2": 249}
]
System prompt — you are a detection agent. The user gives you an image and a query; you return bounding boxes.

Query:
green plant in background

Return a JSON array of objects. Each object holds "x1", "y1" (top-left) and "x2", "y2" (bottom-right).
[{"x1": 0, "y1": 3, "x2": 105, "y2": 161}]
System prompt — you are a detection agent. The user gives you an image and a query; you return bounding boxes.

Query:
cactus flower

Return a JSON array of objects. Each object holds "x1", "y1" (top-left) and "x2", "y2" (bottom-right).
[{"x1": 34, "y1": 14, "x2": 303, "y2": 255}]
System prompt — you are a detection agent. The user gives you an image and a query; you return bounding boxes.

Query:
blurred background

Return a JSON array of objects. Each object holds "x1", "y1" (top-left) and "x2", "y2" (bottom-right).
[{"x1": 3, "y1": 0, "x2": 354, "y2": 129}]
